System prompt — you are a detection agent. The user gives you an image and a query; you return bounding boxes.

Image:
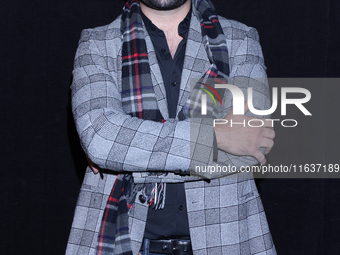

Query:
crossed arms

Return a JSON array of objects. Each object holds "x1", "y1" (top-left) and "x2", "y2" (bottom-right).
[{"x1": 71, "y1": 24, "x2": 274, "y2": 178}]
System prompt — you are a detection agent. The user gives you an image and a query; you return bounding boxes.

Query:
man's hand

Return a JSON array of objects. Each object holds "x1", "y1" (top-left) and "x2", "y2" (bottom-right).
[
  {"x1": 86, "y1": 155, "x2": 100, "y2": 174},
  {"x1": 214, "y1": 101, "x2": 275, "y2": 164}
]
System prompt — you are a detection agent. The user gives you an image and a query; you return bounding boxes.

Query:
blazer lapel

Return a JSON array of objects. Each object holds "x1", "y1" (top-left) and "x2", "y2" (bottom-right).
[
  {"x1": 176, "y1": 13, "x2": 211, "y2": 117},
  {"x1": 144, "y1": 31, "x2": 170, "y2": 120}
]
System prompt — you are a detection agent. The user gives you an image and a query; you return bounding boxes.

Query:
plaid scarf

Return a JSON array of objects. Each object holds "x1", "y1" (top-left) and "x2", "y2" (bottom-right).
[{"x1": 96, "y1": 0, "x2": 229, "y2": 254}]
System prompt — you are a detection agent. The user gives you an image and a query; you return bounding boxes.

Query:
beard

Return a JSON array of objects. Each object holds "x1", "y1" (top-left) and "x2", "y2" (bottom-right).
[{"x1": 139, "y1": 0, "x2": 188, "y2": 10}]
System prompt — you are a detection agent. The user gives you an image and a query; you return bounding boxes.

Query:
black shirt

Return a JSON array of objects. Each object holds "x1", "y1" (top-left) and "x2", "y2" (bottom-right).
[{"x1": 141, "y1": 9, "x2": 192, "y2": 240}]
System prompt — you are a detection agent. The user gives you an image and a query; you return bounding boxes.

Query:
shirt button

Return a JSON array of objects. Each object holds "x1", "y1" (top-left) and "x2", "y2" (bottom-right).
[
  {"x1": 171, "y1": 81, "x2": 177, "y2": 87},
  {"x1": 151, "y1": 26, "x2": 156, "y2": 31},
  {"x1": 179, "y1": 205, "x2": 183, "y2": 210},
  {"x1": 161, "y1": 48, "x2": 166, "y2": 53},
  {"x1": 139, "y1": 194, "x2": 146, "y2": 204}
]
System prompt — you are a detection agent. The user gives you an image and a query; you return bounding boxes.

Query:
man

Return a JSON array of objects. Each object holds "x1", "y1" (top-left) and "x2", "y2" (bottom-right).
[{"x1": 66, "y1": 0, "x2": 276, "y2": 254}]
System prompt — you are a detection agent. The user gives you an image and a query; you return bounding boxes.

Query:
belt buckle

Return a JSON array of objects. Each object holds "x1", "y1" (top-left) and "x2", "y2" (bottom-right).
[{"x1": 172, "y1": 240, "x2": 191, "y2": 255}]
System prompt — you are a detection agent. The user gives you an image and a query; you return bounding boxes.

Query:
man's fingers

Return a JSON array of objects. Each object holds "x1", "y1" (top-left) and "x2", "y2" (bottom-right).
[
  {"x1": 91, "y1": 167, "x2": 99, "y2": 174},
  {"x1": 259, "y1": 138, "x2": 274, "y2": 155},
  {"x1": 245, "y1": 118, "x2": 275, "y2": 128},
  {"x1": 253, "y1": 150, "x2": 266, "y2": 165},
  {"x1": 262, "y1": 128, "x2": 275, "y2": 139},
  {"x1": 86, "y1": 155, "x2": 100, "y2": 174},
  {"x1": 260, "y1": 119, "x2": 275, "y2": 128}
]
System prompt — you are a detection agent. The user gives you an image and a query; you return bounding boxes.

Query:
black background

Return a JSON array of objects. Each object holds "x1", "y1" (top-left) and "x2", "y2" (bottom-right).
[{"x1": 1, "y1": 0, "x2": 340, "y2": 254}]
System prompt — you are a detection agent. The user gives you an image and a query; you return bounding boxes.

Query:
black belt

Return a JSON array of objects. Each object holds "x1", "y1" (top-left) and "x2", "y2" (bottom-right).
[{"x1": 141, "y1": 238, "x2": 192, "y2": 255}]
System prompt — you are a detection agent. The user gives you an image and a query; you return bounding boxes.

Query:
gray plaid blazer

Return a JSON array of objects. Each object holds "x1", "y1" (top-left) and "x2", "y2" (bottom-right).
[{"x1": 66, "y1": 8, "x2": 277, "y2": 255}]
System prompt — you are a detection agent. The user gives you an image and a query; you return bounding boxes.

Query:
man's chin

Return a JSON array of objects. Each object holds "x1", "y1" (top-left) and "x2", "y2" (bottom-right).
[{"x1": 139, "y1": 0, "x2": 188, "y2": 11}]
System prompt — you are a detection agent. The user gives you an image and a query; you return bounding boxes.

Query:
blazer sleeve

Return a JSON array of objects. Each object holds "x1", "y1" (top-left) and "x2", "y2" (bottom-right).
[
  {"x1": 71, "y1": 29, "x2": 216, "y2": 174},
  {"x1": 226, "y1": 27, "x2": 270, "y2": 122},
  {"x1": 190, "y1": 25, "x2": 272, "y2": 180}
]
